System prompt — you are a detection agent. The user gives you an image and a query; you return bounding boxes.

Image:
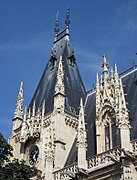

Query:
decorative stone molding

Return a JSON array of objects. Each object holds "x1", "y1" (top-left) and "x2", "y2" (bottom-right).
[
  {"x1": 65, "y1": 114, "x2": 78, "y2": 129},
  {"x1": 14, "y1": 81, "x2": 24, "y2": 119},
  {"x1": 96, "y1": 55, "x2": 131, "y2": 153},
  {"x1": 54, "y1": 163, "x2": 78, "y2": 180}
]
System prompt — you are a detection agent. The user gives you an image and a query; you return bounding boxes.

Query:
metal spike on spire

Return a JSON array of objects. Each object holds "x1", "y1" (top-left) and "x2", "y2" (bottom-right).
[
  {"x1": 54, "y1": 11, "x2": 59, "y2": 34},
  {"x1": 65, "y1": 7, "x2": 70, "y2": 28}
]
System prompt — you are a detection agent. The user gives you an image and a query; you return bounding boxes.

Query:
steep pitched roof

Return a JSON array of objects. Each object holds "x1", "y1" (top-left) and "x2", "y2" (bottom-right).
[
  {"x1": 85, "y1": 66, "x2": 137, "y2": 157},
  {"x1": 29, "y1": 28, "x2": 86, "y2": 115},
  {"x1": 65, "y1": 65, "x2": 137, "y2": 166}
]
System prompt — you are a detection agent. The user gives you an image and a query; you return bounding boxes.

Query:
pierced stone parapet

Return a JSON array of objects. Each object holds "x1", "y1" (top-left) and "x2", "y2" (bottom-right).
[
  {"x1": 87, "y1": 147, "x2": 121, "y2": 169},
  {"x1": 43, "y1": 115, "x2": 51, "y2": 128},
  {"x1": 131, "y1": 139, "x2": 137, "y2": 154},
  {"x1": 54, "y1": 163, "x2": 78, "y2": 180},
  {"x1": 65, "y1": 114, "x2": 78, "y2": 129}
]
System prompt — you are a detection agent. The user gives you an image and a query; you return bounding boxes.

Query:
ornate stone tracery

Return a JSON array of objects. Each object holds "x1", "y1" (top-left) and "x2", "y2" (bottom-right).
[{"x1": 96, "y1": 55, "x2": 132, "y2": 154}]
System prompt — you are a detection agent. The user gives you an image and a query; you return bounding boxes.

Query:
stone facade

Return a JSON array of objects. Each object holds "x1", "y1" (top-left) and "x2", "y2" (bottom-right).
[{"x1": 9, "y1": 12, "x2": 137, "y2": 180}]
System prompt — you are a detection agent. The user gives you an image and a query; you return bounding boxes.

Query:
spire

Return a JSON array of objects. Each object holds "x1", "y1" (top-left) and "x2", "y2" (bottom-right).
[
  {"x1": 96, "y1": 73, "x2": 100, "y2": 115},
  {"x1": 14, "y1": 81, "x2": 24, "y2": 119},
  {"x1": 32, "y1": 100, "x2": 36, "y2": 117},
  {"x1": 110, "y1": 67, "x2": 114, "y2": 83},
  {"x1": 28, "y1": 108, "x2": 31, "y2": 119},
  {"x1": 20, "y1": 107, "x2": 27, "y2": 143},
  {"x1": 96, "y1": 73, "x2": 99, "y2": 84},
  {"x1": 42, "y1": 100, "x2": 45, "y2": 117},
  {"x1": 102, "y1": 54, "x2": 109, "y2": 72},
  {"x1": 78, "y1": 98, "x2": 86, "y2": 131},
  {"x1": 55, "y1": 55, "x2": 64, "y2": 95},
  {"x1": 102, "y1": 54, "x2": 109, "y2": 83},
  {"x1": 77, "y1": 98, "x2": 87, "y2": 169},
  {"x1": 65, "y1": 7, "x2": 70, "y2": 28},
  {"x1": 100, "y1": 74, "x2": 103, "y2": 90},
  {"x1": 114, "y1": 63, "x2": 119, "y2": 86},
  {"x1": 54, "y1": 11, "x2": 59, "y2": 35},
  {"x1": 23, "y1": 106, "x2": 27, "y2": 122}
]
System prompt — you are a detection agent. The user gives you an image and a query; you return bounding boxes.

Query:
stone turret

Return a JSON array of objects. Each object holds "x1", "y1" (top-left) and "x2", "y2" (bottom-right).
[
  {"x1": 77, "y1": 98, "x2": 87, "y2": 169},
  {"x1": 12, "y1": 81, "x2": 24, "y2": 132},
  {"x1": 53, "y1": 55, "x2": 66, "y2": 170}
]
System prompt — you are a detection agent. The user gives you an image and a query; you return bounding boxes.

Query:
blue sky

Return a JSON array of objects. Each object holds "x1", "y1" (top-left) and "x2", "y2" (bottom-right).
[{"x1": 0, "y1": 0, "x2": 137, "y2": 139}]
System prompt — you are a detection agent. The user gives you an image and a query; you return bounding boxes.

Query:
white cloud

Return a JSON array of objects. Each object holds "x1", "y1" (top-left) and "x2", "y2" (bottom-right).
[
  {"x1": 0, "y1": 31, "x2": 52, "y2": 52},
  {"x1": 75, "y1": 47, "x2": 102, "y2": 72},
  {"x1": 116, "y1": 0, "x2": 137, "y2": 32}
]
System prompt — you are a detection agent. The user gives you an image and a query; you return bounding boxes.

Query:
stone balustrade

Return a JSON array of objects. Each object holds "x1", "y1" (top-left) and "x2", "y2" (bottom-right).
[
  {"x1": 53, "y1": 140, "x2": 137, "y2": 180},
  {"x1": 87, "y1": 147, "x2": 121, "y2": 169},
  {"x1": 131, "y1": 139, "x2": 137, "y2": 154},
  {"x1": 54, "y1": 163, "x2": 78, "y2": 180}
]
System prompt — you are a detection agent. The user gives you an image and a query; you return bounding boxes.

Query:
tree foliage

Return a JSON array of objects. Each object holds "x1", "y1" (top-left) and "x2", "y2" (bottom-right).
[
  {"x1": 0, "y1": 132, "x2": 37, "y2": 180},
  {"x1": 0, "y1": 132, "x2": 13, "y2": 167},
  {"x1": 0, "y1": 159, "x2": 37, "y2": 180},
  {"x1": 0, "y1": 133, "x2": 13, "y2": 159}
]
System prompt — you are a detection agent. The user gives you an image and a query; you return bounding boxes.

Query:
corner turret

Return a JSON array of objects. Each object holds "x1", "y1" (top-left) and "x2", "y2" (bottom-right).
[{"x1": 12, "y1": 81, "x2": 24, "y2": 132}]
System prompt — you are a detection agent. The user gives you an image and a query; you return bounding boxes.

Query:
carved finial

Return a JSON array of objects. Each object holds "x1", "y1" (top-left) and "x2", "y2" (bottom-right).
[
  {"x1": 28, "y1": 108, "x2": 31, "y2": 119},
  {"x1": 114, "y1": 63, "x2": 119, "y2": 84},
  {"x1": 54, "y1": 11, "x2": 59, "y2": 35},
  {"x1": 102, "y1": 54, "x2": 109, "y2": 85},
  {"x1": 32, "y1": 100, "x2": 36, "y2": 117},
  {"x1": 78, "y1": 98, "x2": 86, "y2": 131},
  {"x1": 102, "y1": 54, "x2": 109, "y2": 73},
  {"x1": 77, "y1": 98, "x2": 87, "y2": 169},
  {"x1": 14, "y1": 81, "x2": 24, "y2": 119},
  {"x1": 55, "y1": 56, "x2": 64, "y2": 95},
  {"x1": 96, "y1": 73, "x2": 99, "y2": 84},
  {"x1": 42, "y1": 100, "x2": 45, "y2": 117},
  {"x1": 96, "y1": 73, "x2": 100, "y2": 96},
  {"x1": 65, "y1": 7, "x2": 70, "y2": 28},
  {"x1": 23, "y1": 106, "x2": 27, "y2": 122},
  {"x1": 100, "y1": 74, "x2": 103, "y2": 89},
  {"x1": 37, "y1": 107, "x2": 41, "y2": 117},
  {"x1": 114, "y1": 63, "x2": 118, "y2": 73},
  {"x1": 110, "y1": 67, "x2": 114, "y2": 83}
]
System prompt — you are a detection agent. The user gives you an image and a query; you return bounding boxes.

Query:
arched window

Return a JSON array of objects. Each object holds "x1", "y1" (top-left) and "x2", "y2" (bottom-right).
[
  {"x1": 105, "y1": 122, "x2": 117, "y2": 151},
  {"x1": 104, "y1": 114, "x2": 118, "y2": 151},
  {"x1": 105, "y1": 124, "x2": 111, "y2": 151}
]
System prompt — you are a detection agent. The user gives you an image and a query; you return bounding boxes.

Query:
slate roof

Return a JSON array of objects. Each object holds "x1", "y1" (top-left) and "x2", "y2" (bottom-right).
[
  {"x1": 29, "y1": 28, "x2": 86, "y2": 115},
  {"x1": 65, "y1": 66, "x2": 137, "y2": 166},
  {"x1": 28, "y1": 24, "x2": 137, "y2": 167}
]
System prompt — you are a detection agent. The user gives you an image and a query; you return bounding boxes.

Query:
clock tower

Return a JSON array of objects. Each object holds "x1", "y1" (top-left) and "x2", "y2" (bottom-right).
[{"x1": 9, "y1": 9, "x2": 86, "y2": 179}]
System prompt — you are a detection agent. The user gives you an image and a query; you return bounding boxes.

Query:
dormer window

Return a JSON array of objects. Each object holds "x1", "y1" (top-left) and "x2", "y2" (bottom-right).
[
  {"x1": 68, "y1": 54, "x2": 76, "y2": 67},
  {"x1": 49, "y1": 55, "x2": 57, "y2": 70},
  {"x1": 105, "y1": 124, "x2": 111, "y2": 151},
  {"x1": 105, "y1": 121, "x2": 117, "y2": 151}
]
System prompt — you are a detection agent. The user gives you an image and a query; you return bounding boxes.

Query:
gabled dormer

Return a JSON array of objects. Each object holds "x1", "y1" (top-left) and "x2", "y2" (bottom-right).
[{"x1": 96, "y1": 55, "x2": 131, "y2": 154}]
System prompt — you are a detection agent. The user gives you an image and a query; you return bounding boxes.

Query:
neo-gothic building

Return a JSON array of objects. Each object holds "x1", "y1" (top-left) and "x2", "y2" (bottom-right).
[{"x1": 9, "y1": 10, "x2": 137, "y2": 180}]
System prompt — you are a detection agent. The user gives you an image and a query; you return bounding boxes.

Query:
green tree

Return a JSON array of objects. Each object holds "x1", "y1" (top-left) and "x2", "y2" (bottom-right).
[
  {"x1": 0, "y1": 132, "x2": 37, "y2": 180},
  {"x1": 0, "y1": 159, "x2": 37, "y2": 180},
  {"x1": 0, "y1": 132, "x2": 13, "y2": 167}
]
